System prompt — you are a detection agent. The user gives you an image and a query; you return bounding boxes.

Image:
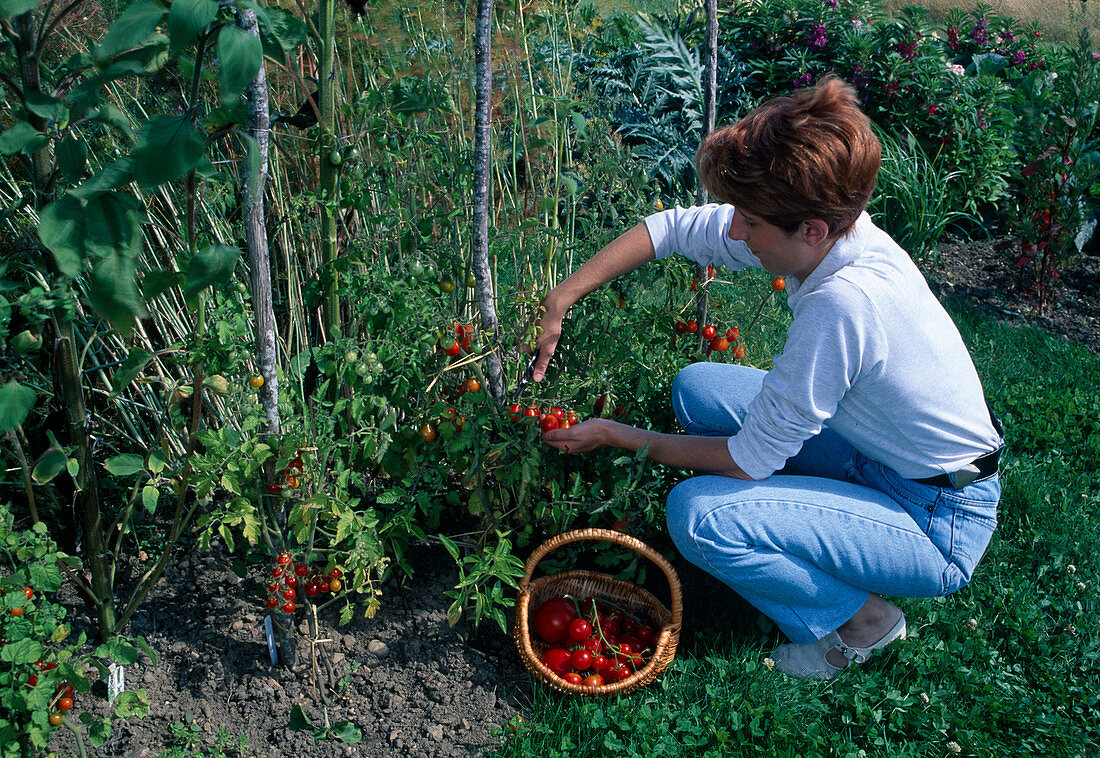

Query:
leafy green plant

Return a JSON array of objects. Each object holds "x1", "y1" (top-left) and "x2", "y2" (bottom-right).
[
  {"x1": 288, "y1": 703, "x2": 361, "y2": 744},
  {"x1": 0, "y1": 503, "x2": 152, "y2": 758},
  {"x1": 157, "y1": 722, "x2": 248, "y2": 758}
]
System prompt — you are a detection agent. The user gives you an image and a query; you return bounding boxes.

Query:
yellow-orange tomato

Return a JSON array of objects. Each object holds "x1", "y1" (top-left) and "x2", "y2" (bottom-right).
[
  {"x1": 419, "y1": 424, "x2": 437, "y2": 443},
  {"x1": 771, "y1": 276, "x2": 786, "y2": 291},
  {"x1": 48, "y1": 713, "x2": 62, "y2": 726},
  {"x1": 463, "y1": 378, "x2": 480, "y2": 394},
  {"x1": 329, "y1": 578, "x2": 342, "y2": 592},
  {"x1": 248, "y1": 375, "x2": 264, "y2": 388}
]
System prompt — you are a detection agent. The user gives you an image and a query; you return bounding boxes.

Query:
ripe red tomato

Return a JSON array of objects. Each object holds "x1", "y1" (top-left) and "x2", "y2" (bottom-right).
[
  {"x1": 540, "y1": 414, "x2": 560, "y2": 433},
  {"x1": 58, "y1": 697, "x2": 73, "y2": 712},
  {"x1": 10, "y1": 607, "x2": 23, "y2": 617},
  {"x1": 567, "y1": 411, "x2": 579, "y2": 425},
  {"x1": 568, "y1": 618, "x2": 592, "y2": 642},
  {"x1": 281, "y1": 601, "x2": 296, "y2": 614},
  {"x1": 637, "y1": 624, "x2": 655, "y2": 642},
  {"x1": 570, "y1": 649, "x2": 594, "y2": 671},
  {"x1": 582, "y1": 674, "x2": 605, "y2": 687},
  {"x1": 592, "y1": 655, "x2": 611, "y2": 672},
  {"x1": 550, "y1": 406, "x2": 565, "y2": 420},
  {"x1": 540, "y1": 648, "x2": 572, "y2": 676},
  {"x1": 463, "y1": 378, "x2": 480, "y2": 394},
  {"x1": 733, "y1": 344, "x2": 746, "y2": 359},
  {"x1": 276, "y1": 552, "x2": 292, "y2": 565},
  {"x1": 265, "y1": 596, "x2": 279, "y2": 609},
  {"x1": 284, "y1": 576, "x2": 298, "y2": 589},
  {"x1": 524, "y1": 405, "x2": 539, "y2": 418},
  {"x1": 710, "y1": 336, "x2": 729, "y2": 352},
  {"x1": 266, "y1": 483, "x2": 282, "y2": 495},
  {"x1": 294, "y1": 563, "x2": 309, "y2": 577},
  {"x1": 701, "y1": 324, "x2": 716, "y2": 340},
  {"x1": 594, "y1": 394, "x2": 607, "y2": 414},
  {"x1": 22, "y1": 587, "x2": 33, "y2": 600},
  {"x1": 26, "y1": 674, "x2": 38, "y2": 687},
  {"x1": 772, "y1": 276, "x2": 786, "y2": 291},
  {"x1": 507, "y1": 403, "x2": 523, "y2": 422},
  {"x1": 726, "y1": 327, "x2": 739, "y2": 340},
  {"x1": 674, "y1": 320, "x2": 686, "y2": 333},
  {"x1": 582, "y1": 636, "x2": 602, "y2": 655},
  {"x1": 533, "y1": 597, "x2": 575, "y2": 644},
  {"x1": 685, "y1": 320, "x2": 698, "y2": 334},
  {"x1": 562, "y1": 672, "x2": 583, "y2": 685},
  {"x1": 58, "y1": 684, "x2": 74, "y2": 699},
  {"x1": 306, "y1": 583, "x2": 320, "y2": 597},
  {"x1": 281, "y1": 588, "x2": 296, "y2": 601},
  {"x1": 441, "y1": 339, "x2": 461, "y2": 357},
  {"x1": 329, "y1": 568, "x2": 342, "y2": 580}
]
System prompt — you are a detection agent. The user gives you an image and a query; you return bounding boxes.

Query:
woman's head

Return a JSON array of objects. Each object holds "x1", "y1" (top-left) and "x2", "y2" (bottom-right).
[{"x1": 696, "y1": 75, "x2": 880, "y2": 237}]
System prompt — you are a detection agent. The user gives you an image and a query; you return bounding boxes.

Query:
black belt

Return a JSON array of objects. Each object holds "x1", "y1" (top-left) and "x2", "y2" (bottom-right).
[{"x1": 914, "y1": 446, "x2": 1003, "y2": 489}]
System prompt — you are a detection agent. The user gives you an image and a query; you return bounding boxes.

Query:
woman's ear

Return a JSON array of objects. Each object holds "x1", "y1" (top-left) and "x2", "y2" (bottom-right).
[{"x1": 799, "y1": 219, "x2": 831, "y2": 247}]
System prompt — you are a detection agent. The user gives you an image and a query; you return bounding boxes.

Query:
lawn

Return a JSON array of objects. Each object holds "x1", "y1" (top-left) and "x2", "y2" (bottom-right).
[{"x1": 492, "y1": 302, "x2": 1100, "y2": 757}]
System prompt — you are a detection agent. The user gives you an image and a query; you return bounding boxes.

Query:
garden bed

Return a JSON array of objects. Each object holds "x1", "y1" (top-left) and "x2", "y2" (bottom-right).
[
  {"x1": 52, "y1": 543, "x2": 528, "y2": 758},
  {"x1": 44, "y1": 237, "x2": 1100, "y2": 758}
]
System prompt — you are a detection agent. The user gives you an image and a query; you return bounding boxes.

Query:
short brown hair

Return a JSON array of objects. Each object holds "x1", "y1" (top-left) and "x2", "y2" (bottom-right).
[{"x1": 696, "y1": 75, "x2": 880, "y2": 236}]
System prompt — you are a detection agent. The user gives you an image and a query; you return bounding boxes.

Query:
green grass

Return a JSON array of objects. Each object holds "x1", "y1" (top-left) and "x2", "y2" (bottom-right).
[{"x1": 490, "y1": 303, "x2": 1100, "y2": 758}]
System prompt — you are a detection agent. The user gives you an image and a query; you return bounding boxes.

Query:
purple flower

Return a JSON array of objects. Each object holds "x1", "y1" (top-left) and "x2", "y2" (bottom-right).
[
  {"x1": 896, "y1": 39, "x2": 918, "y2": 60},
  {"x1": 793, "y1": 72, "x2": 814, "y2": 89},
  {"x1": 971, "y1": 20, "x2": 990, "y2": 46},
  {"x1": 806, "y1": 24, "x2": 828, "y2": 50},
  {"x1": 1012, "y1": 50, "x2": 1026, "y2": 66},
  {"x1": 822, "y1": 0, "x2": 837, "y2": 7}
]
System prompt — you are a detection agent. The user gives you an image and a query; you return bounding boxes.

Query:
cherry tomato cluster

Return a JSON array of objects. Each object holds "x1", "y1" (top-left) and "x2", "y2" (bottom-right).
[
  {"x1": 673, "y1": 321, "x2": 747, "y2": 359},
  {"x1": 267, "y1": 451, "x2": 306, "y2": 495},
  {"x1": 505, "y1": 404, "x2": 581, "y2": 434},
  {"x1": 262, "y1": 552, "x2": 343, "y2": 614},
  {"x1": 438, "y1": 321, "x2": 477, "y2": 358},
  {"x1": 25, "y1": 661, "x2": 73, "y2": 726},
  {"x1": 533, "y1": 596, "x2": 657, "y2": 687}
]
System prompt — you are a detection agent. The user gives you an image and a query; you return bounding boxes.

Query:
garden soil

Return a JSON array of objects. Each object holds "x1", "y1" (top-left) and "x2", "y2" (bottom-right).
[{"x1": 46, "y1": 239, "x2": 1100, "y2": 758}]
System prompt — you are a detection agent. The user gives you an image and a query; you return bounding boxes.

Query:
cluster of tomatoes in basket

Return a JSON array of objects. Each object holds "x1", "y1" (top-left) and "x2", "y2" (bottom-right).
[
  {"x1": 506, "y1": 404, "x2": 581, "y2": 434},
  {"x1": 263, "y1": 552, "x2": 343, "y2": 614},
  {"x1": 533, "y1": 595, "x2": 657, "y2": 687}
]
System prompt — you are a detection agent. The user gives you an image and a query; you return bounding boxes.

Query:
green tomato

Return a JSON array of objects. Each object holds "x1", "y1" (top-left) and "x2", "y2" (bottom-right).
[
  {"x1": 328, "y1": 149, "x2": 343, "y2": 166},
  {"x1": 344, "y1": 350, "x2": 359, "y2": 363}
]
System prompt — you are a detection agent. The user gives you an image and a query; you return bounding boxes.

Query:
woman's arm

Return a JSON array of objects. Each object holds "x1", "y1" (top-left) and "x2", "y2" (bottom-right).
[
  {"x1": 532, "y1": 222, "x2": 656, "y2": 381},
  {"x1": 543, "y1": 418, "x2": 757, "y2": 480}
]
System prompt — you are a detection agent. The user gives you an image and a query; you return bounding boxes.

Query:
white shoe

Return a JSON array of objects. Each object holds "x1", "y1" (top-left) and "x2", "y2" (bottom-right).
[{"x1": 771, "y1": 612, "x2": 907, "y2": 680}]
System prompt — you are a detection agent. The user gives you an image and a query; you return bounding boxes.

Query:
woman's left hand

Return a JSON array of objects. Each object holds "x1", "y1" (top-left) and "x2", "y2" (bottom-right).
[{"x1": 542, "y1": 418, "x2": 618, "y2": 454}]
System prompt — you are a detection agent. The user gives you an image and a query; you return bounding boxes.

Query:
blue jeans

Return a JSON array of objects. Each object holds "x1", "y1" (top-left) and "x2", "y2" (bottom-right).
[{"x1": 665, "y1": 363, "x2": 1000, "y2": 644}]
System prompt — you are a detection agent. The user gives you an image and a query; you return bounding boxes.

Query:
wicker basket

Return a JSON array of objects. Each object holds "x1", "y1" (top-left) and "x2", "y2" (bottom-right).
[{"x1": 513, "y1": 528, "x2": 683, "y2": 696}]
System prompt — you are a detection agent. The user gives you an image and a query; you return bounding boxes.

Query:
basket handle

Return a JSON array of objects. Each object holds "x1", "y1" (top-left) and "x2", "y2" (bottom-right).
[{"x1": 518, "y1": 527, "x2": 683, "y2": 628}]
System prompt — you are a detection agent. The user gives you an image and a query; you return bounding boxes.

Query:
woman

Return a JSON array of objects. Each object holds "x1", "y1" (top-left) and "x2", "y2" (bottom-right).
[{"x1": 532, "y1": 76, "x2": 1003, "y2": 680}]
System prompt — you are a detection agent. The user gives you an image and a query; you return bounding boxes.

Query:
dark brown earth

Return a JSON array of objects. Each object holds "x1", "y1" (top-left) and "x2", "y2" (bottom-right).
[
  {"x1": 929, "y1": 237, "x2": 1100, "y2": 355},
  {"x1": 45, "y1": 240, "x2": 1099, "y2": 758}
]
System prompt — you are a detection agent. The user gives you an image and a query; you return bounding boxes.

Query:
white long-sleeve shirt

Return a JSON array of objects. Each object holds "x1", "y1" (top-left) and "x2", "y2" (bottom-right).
[{"x1": 645, "y1": 204, "x2": 1003, "y2": 480}]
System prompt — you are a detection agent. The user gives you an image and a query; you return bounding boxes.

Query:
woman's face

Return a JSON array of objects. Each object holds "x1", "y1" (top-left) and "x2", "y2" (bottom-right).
[{"x1": 726, "y1": 207, "x2": 828, "y2": 283}]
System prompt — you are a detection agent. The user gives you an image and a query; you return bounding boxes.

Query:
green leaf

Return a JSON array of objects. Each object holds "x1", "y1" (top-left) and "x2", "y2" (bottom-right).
[
  {"x1": 141, "y1": 485, "x2": 159, "y2": 513},
  {"x1": 330, "y1": 721, "x2": 362, "y2": 744},
  {"x1": 32, "y1": 447, "x2": 68, "y2": 484},
  {"x1": 140, "y1": 269, "x2": 181, "y2": 301},
  {"x1": 168, "y1": 0, "x2": 219, "y2": 53},
  {"x1": 218, "y1": 523, "x2": 235, "y2": 553},
  {"x1": 86, "y1": 716, "x2": 112, "y2": 747},
  {"x1": 88, "y1": 254, "x2": 144, "y2": 334},
  {"x1": 0, "y1": 0, "x2": 40, "y2": 18},
  {"x1": 258, "y1": 5, "x2": 306, "y2": 52},
  {"x1": 94, "y1": 1, "x2": 166, "y2": 61},
  {"x1": 183, "y1": 243, "x2": 240, "y2": 308},
  {"x1": 38, "y1": 191, "x2": 144, "y2": 276},
  {"x1": 216, "y1": 23, "x2": 261, "y2": 104},
  {"x1": 70, "y1": 157, "x2": 134, "y2": 199},
  {"x1": 89, "y1": 104, "x2": 133, "y2": 134},
  {"x1": 111, "y1": 348, "x2": 153, "y2": 396},
  {"x1": 129, "y1": 115, "x2": 205, "y2": 188},
  {"x1": 289, "y1": 704, "x2": 313, "y2": 730},
  {"x1": 133, "y1": 636, "x2": 158, "y2": 666},
  {"x1": 0, "y1": 638, "x2": 42, "y2": 664},
  {"x1": 24, "y1": 91, "x2": 69, "y2": 124},
  {"x1": 104, "y1": 453, "x2": 145, "y2": 476},
  {"x1": 113, "y1": 689, "x2": 149, "y2": 718},
  {"x1": 0, "y1": 380, "x2": 36, "y2": 433},
  {"x1": 56, "y1": 134, "x2": 88, "y2": 181},
  {"x1": 0, "y1": 122, "x2": 48, "y2": 156},
  {"x1": 438, "y1": 533, "x2": 461, "y2": 562}
]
